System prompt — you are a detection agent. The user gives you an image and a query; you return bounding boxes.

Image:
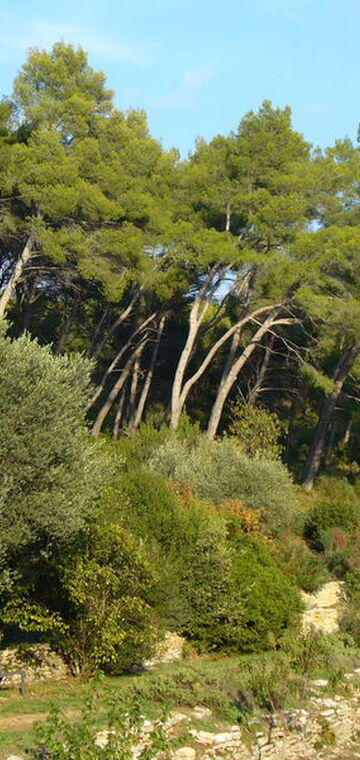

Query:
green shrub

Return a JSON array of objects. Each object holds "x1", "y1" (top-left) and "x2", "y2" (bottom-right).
[
  {"x1": 52, "y1": 524, "x2": 161, "y2": 675},
  {"x1": 172, "y1": 499, "x2": 245, "y2": 651},
  {"x1": 149, "y1": 437, "x2": 298, "y2": 535},
  {"x1": 273, "y1": 532, "x2": 329, "y2": 592},
  {"x1": 228, "y1": 401, "x2": 283, "y2": 459},
  {"x1": 0, "y1": 330, "x2": 106, "y2": 550},
  {"x1": 306, "y1": 477, "x2": 360, "y2": 550},
  {"x1": 105, "y1": 468, "x2": 182, "y2": 552},
  {"x1": 231, "y1": 535, "x2": 303, "y2": 651},
  {"x1": 29, "y1": 685, "x2": 169, "y2": 760}
]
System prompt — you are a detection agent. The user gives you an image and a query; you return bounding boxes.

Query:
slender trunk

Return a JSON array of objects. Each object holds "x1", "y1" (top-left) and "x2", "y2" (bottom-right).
[
  {"x1": 170, "y1": 263, "x2": 227, "y2": 429},
  {"x1": 248, "y1": 334, "x2": 274, "y2": 405},
  {"x1": 113, "y1": 381, "x2": 128, "y2": 440},
  {"x1": 0, "y1": 235, "x2": 34, "y2": 319},
  {"x1": 127, "y1": 354, "x2": 141, "y2": 426},
  {"x1": 343, "y1": 420, "x2": 352, "y2": 447},
  {"x1": 86, "y1": 304, "x2": 110, "y2": 358},
  {"x1": 91, "y1": 340, "x2": 147, "y2": 436},
  {"x1": 130, "y1": 315, "x2": 166, "y2": 430},
  {"x1": 324, "y1": 420, "x2": 337, "y2": 469},
  {"x1": 225, "y1": 202, "x2": 231, "y2": 233},
  {"x1": 87, "y1": 311, "x2": 156, "y2": 411},
  {"x1": 301, "y1": 345, "x2": 359, "y2": 491},
  {"x1": 54, "y1": 294, "x2": 80, "y2": 355},
  {"x1": 207, "y1": 311, "x2": 289, "y2": 440},
  {"x1": 88, "y1": 290, "x2": 141, "y2": 360},
  {"x1": 173, "y1": 304, "x2": 280, "y2": 427}
]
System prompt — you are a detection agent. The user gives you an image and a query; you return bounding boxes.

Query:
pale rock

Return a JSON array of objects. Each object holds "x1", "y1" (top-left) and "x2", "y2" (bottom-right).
[
  {"x1": 191, "y1": 705, "x2": 213, "y2": 720},
  {"x1": 172, "y1": 749, "x2": 196, "y2": 760},
  {"x1": 189, "y1": 730, "x2": 217, "y2": 745}
]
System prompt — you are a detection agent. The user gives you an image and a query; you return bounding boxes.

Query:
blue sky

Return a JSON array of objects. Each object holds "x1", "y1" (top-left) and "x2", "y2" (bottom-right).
[{"x1": 0, "y1": 0, "x2": 358, "y2": 155}]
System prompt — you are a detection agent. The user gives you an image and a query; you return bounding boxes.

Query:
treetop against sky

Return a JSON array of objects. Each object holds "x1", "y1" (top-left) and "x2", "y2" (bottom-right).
[{"x1": 0, "y1": 0, "x2": 358, "y2": 155}]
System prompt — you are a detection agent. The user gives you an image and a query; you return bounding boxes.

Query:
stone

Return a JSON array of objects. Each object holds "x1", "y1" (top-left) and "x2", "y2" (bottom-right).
[
  {"x1": 144, "y1": 631, "x2": 185, "y2": 667},
  {"x1": 189, "y1": 730, "x2": 217, "y2": 745},
  {"x1": 191, "y1": 706, "x2": 213, "y2": 720},
  {"x1": 6, "y1": 756, "x2": 25, "y2": 760},
  {"x1": 311, "y1": 679, "x2": 328, "y2": 687},
  {"x1": 301, "y1": 581, "x2": 345, "y2": 635},
  {"x1": 172, "y1": 749, "x2": 196, "y2": 760}
]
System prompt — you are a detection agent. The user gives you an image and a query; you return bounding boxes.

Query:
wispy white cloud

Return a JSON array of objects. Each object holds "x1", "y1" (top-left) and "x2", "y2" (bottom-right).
[
  {"x1": 0, "y1": 11, "x2": 151, "y2": 66},
  {"x1": 151, "y1": 64, "x2": 214, "y2": 107}
]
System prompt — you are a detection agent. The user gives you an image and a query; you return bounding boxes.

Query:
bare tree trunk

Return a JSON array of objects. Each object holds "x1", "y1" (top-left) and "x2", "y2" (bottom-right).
[
  {"x1": 54, "y1": 294, "x2": 81, "y2": 355},
  {"x1": 171, "y1": 304, "x2": 280, "y2": 428},
  {"x1": 87, "y1": 312, "x2": 156, "y2": 411},
  {"x1": 301, "y1": 345, "x2": 359, "y2": 491},
  {"x1": 0, "y1": 235, "x2": 34, "y2": 319},
  {"x1": 170, "y1": 263, "x2": 225, "y2": 429},
  {"x1": 86, "y1": 304, "x2": 110, "y2": 358},
  {"x1": 207, "y1": 311, "x2": 291, "y2": 440},
  {"x1": 88, "y1": 289, "x2": 141, "y2": 360},
  {"x1": 130, "y1": 315, "x2": 166, "y2": 430},
  {"x1": 127, "y1": 353, "x2": 141, "y2": 426},
  {"x1": 248, "y1": 334, "x2": 275, "y2": 405},
  {"x1": 91, "y1": 340, "x2": 147, "y2": 436},
  {"x1": 113, "y1": 380, "x2": 128, "y2": 440}
]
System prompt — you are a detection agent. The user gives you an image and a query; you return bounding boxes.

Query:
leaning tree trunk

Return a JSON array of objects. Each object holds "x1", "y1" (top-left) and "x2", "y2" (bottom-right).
[
  {"x1": 87, "y1": 311, "x2": 156, "y2": 411},
  {"x1": 207, "y1": 310, "x2": 291, "y2": 440},
  {"x1": 301, "y1": 345, "x2": 359, "y2": 491},
  {"x1": 129, "y1": 314, "x2": 166, "y2": 431},
  {"x1": 0, "y1": 235, "x2": 34, "y2": 319},
  {"x1": 91, "y1": 340, "x2": 147, "y2": 436}
]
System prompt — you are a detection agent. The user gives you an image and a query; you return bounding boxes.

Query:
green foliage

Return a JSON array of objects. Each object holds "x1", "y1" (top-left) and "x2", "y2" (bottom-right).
[
  {"x1": 0, "y1": 329, "x2": 105, "y2": 551},
  {"x1": 306, "y1": 476, "x2": 360, "y2": 550},
  {"x1": 228, "y1": 402, "x2": 283, "y2": 459},
  {"x1": 273, "y1": 532, "x2": 329, "y2": 592},
  {"x1": 172, "y1": 499, "x2": 245, "y2": 651},
  {"x1": 149, "y1": 436, "x2": 298, "y2": 535},
  {"x1": 53, "y1": 524, "x2": 161, "y2": 675},
  {"x1": 105, "y1": 468, "x2": 181, "y2": 553},
  {"x1": 231, "y1": 535, "x2": 303, "y2": 651},
  {"x1": 29, "y1": 684, "x2": 169, "y2": 760}
]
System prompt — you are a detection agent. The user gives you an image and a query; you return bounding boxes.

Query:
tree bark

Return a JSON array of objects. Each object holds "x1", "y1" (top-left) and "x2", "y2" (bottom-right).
[
  {"x1": 130, "y1": 314, "x2": 166, "y2": 430},
  {"x1": 91, "y1": 340, "x2": 147, "y2": 436},
  {"x1": 171, "y1": 304, "x2": 280, "y2": 429},
  {"x1": 0, "y1": 235, "x2": 34, "y2": 319},
  {"x1": 88, "y1": 289, "x2": 141, "y2": 360},
  {"x1": 206, "y1": 311, "x2": 291, "y2": 440},
  {"x1": 301, "y1": 345, "x2": 359, "y2": 491},
  {"x1": 247, "y1": 334, "x2": 275, "y2": 405},
  {"x1": 113, "y1": 382, "x2": 128, "y2": 440},
  {"x1": 87, "y1": 311, "x2": 156, "y2": 411},
  {"x1": 170, "y1": 263, "x2": 224, "y2": 429}
]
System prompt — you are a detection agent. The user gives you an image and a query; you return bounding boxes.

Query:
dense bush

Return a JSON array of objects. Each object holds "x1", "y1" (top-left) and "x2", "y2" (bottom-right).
[
  {"x1": 149, "y1": 436, "x2": 298, "y2": 534},
  {"x1": 171, "y1": 498, "x2": 245, "y2": 651},
  {"x1": 0, "y1": 329, "x2": 105, "y2": 550},
  {"x1": 306, "y1": 477, "x2": 360, "y2": 550},
  {"x1": 228, "y1": 401, "x2": 283, "y2": 459},
  {"x1": 231, "y1": 535, "x2": 303, "y2": 650},
  {"x1": 273, "y1": 531, "x2": 329, "y2": 592},
  {"x1": 104, "y1": 468, "x2": 182, "y2": 552},
  {"x1": 52, "y1": 524, "x2": 161, "y2": 674}
]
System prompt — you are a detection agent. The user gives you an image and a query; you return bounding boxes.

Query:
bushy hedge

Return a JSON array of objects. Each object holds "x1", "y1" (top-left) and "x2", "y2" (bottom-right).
[
  {"x1": 149, "y1": 436, "x2": 298, "y2": 535},
  {"x1": 232, "y1": 535, "x2": 303, "y2": 650},
  {"x1": 306, "y1": 476, "x2": 360, "y2": 550}
]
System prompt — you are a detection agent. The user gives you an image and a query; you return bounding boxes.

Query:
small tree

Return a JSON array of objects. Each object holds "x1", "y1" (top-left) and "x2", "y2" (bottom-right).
[
  {"x1": 229, "y1": 401, "x2": 283, "y2": 459},
  {"x1": 55, "y1": 524, "x2": 161, "y2": 674},
  {"x1": 0, "y1": 326, "x2": 104, "y2": 552}
]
